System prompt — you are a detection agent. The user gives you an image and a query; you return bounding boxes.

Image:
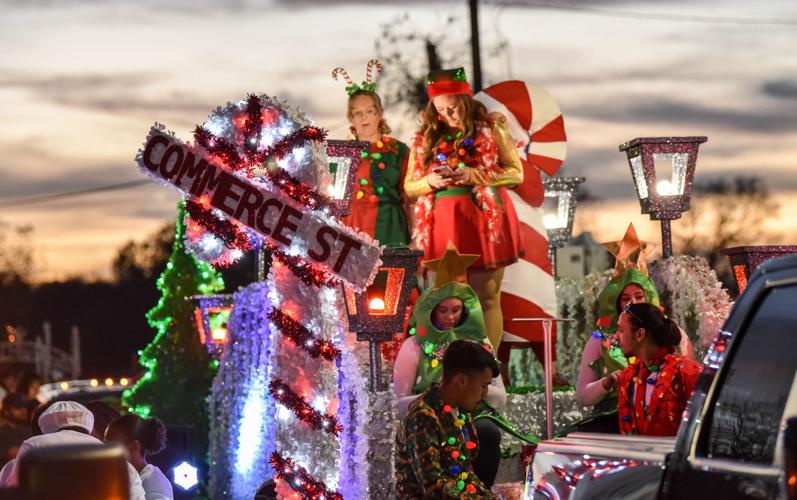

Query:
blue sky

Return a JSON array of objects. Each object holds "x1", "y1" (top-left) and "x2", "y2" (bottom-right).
[{"x1": 1, "y1": 0, "x2": 795, "y2": 280}]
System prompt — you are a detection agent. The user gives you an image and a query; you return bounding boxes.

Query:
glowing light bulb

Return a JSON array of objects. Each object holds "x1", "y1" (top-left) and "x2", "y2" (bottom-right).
[
  {"x1": 59, "y1": 382, "x2": 69, "y2": 390},
  {"x1": 104, "y1": 378, "x2": 114, "y2": 387},
  {"x1": 369, "y1": 297, "x2": 385, "y2": 312},
  {"x1": 656, "y1": 180, "x2": 674, "y2": 196},
  {"x1": 211, "y1": 328, "x2": 227, "y2": 342},
  {"x1": 173, "y1": 461, "x2": 199, "y2": 491},
  {"x1": 120, "y1": 378, "x2": 129, "y2": 386},
  {"x1": 543, "y1": 213, "x2": 561, "y2": 229},
  {"x1": 90, "y1": 379, "x2": 99, "y2": 387}
]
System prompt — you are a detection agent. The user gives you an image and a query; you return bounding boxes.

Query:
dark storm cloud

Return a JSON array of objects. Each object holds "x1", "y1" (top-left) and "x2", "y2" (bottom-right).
[{"x1": 571, "y1": 97, "x2": 797, "y2": 133}]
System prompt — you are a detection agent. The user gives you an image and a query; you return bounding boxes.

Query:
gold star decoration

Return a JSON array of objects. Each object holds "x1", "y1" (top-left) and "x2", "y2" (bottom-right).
[
  {"x1": 603, "y1": 223, "x2": 653, "y2": 277},
  {"x1": 423, "y1": 241, "x2": 480, "y2": 289}
]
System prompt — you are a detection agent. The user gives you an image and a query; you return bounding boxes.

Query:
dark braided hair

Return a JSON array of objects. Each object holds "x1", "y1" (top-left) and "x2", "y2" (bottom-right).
[{"x1": 624, "y1": 303, "x2": 680, "y2": 349}]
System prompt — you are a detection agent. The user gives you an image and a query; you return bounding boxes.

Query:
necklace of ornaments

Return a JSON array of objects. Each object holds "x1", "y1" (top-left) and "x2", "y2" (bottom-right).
[
  {"x1": 440, "y1": 402, "x2": 479, "y2": 494},
  {"x1": 355, "y1": 135, "x2": 397, "y2": 201}
]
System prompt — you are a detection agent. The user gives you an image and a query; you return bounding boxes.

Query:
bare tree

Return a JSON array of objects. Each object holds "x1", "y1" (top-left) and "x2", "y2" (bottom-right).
[
  {"x1": 676, "y1": 175, "x2": 780, "y2": 295},
  {"x1": 0, "y1": 222, "x2": 35, "y2": 284}
]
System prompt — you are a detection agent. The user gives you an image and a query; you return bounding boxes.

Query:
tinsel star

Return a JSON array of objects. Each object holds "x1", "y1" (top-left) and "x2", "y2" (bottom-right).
[
  {"x1": 423, "y1": 241, "x2": 479, "y2": 289},
  {"x1": 603, "y1": 223, "x2": 653, "y2": 277}
]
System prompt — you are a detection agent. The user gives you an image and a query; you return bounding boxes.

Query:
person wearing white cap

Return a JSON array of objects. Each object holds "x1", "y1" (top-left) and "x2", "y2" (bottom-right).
[{"x1": 2, "y1": 401, "x2": 146, "y2": 499}]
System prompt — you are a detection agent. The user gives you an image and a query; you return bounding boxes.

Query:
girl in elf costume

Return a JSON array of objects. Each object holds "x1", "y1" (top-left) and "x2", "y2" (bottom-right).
[
  {"x1": 332, "y1": 60, "x2": 410, "y2": 246},
  {"x1": 403, "y1": 67, "x2": 524, "y2": 350},
  {"x1": 574, "y1": 225, "x2": 694, "y2": 433},
  {"x1": 615, "y1": 303, "x2": 703, "y2": 436},
  {"x1": 333, "y1": 60, "x2": 415, "y2": 365},
  {"x1": 393, "y1": 243, "x2": 536, "y2": 488}
]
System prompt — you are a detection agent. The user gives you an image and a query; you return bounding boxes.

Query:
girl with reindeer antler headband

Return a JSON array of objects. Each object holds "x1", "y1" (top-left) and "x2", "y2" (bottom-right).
[
  {"x1": 332, "y1": 60, "x2": 416, "y2": 367},
  {"x1": 331, "y1": 59, "x2": 410, "y2": 247}
]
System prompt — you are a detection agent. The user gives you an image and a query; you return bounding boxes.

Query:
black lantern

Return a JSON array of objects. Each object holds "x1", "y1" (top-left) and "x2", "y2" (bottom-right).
[
  {"x1": 542, "y1": 176, "x2": 584, "y2": 271},
  {"x1": 192, "y1": 294, "x2": 234, "y2": 359},
  {"x1": 619, "y1": 136, "x2": 707, "y2": 258},
  {"x1": 721, "y1": 245, "x2": 797, "y2": 293},
  {"x1": 343, "y1": 246, "x2": 422, "y2": 391}
]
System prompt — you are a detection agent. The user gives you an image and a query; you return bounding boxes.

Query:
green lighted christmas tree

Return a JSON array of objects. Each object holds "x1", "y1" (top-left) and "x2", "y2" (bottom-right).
[{"x1": 122, "y1": 201, "x2": 224, "y2": 464}]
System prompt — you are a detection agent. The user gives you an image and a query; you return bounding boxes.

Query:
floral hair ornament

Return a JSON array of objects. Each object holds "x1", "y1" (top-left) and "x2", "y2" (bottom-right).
[
  {"x1": 332, "y1": 59, "x2": 383, "y2": 96},
  {"x1": 426, "y1": 67, "x2": 473, "y2": 98}
]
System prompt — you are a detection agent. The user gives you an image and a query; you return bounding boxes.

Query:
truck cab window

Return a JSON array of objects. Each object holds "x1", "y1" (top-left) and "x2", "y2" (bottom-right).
[{"x1": 701, "y1": 284, "x2": 797, "y2": 465}]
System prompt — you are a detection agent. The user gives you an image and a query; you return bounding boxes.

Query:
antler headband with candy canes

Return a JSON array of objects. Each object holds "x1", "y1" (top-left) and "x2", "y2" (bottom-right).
[{"x1": 332, "y1": 59, "x2": 383, "y2": 96}]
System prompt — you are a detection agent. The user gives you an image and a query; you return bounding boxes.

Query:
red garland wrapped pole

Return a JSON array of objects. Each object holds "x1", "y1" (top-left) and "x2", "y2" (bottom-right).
[
  {"x1": 269, "y1": 309, "x2": 341, "y2": 362},
  {"x1": 270, "y1": 452, "x2": 343, "y2": 500},
  {"x1": 269, "y1": 378, "x2": 342, "y2": 435}
]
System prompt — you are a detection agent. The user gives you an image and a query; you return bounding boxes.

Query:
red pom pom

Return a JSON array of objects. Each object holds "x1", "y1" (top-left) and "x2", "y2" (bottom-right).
[
  {"x1": 465, "y1": 441, "x2": 477, "y2": 450},
  {"x1": 466, "y1": 484, "x2": 477, "y2": 493},
  {"x1": 451, "y1": 450, "x2": 460, "y2": 459},
  {"x1": 443, "y1": 404, "x2": 451, "y2": 413},
  {"x1": 596, "y1": 316, "x2": 611, "y2": 328},
  {"x1": 458, "y1": 148, "x2": 466, "y2": 156}
]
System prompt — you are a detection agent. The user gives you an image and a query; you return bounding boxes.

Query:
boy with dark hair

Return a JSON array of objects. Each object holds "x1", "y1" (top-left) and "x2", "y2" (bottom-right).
[{"x1": 395, "y1": 340, "x2": 499, "y2": 499}]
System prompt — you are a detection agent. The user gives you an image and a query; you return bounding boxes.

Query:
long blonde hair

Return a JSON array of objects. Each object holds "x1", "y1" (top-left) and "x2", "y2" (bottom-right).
[
  {"x1": 421, "y1": 94, "x2": 489, "y2": 167},
  {"x1": 347, "y1": 90, "x2": 391, "y2": 137}
]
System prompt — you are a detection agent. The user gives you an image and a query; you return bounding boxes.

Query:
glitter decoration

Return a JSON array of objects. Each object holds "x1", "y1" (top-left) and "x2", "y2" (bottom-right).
[
  {"x1": 721, "y1": 245, "x2": 797, "y2": 293},
  {"x1": 325, "y1": 140, "x2": 368, "y2": 217},
  {"x1": 208, "y1": 283, "x2": 277, "y2": 499},
  {"x1": 619, "y1": 136, "x2": 707, "y2": 258}
]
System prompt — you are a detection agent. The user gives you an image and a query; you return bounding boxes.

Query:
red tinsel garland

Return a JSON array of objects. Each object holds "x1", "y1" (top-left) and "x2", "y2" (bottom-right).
[
  {"x1": 267, "y1": 242, "x2": 338, "y2": 288},
  {"x1": 270, "y1": 451, "x2": 343, "y2": 500},
  {"x1": 269, "y1": 309, "x2": 340, "y2": 362},
  {"x1": 269, "y1": 378, "x2": 341, "y2": 435},
  {"x1": 185, "y1": 200, "x2": 253, "y2": 250}
]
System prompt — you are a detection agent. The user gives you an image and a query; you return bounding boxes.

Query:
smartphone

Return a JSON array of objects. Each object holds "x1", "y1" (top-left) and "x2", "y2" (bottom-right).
[{"x1": 433, "y1": 165, "x2": 454, "y2": 176}]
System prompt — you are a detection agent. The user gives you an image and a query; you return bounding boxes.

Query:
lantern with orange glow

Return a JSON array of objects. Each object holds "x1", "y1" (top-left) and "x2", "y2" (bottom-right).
[
  {"x1": 619, "y1": 136, "x2": 707, "y2": 258},
  {"x1": 343, "y1": 246, "x2": 422, "y2": 390},
  {"x1": 326, "y1": 140, "x2": 368, "y2": 217},
  {"x1": 192, "y1": 294, "x2": 234, "y2": 358},
  {"x1": 721, "y1": 245, "x2": 797, "y2": 294}
]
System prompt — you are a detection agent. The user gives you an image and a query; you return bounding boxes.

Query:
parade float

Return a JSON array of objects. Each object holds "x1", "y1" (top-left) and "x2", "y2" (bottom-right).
[{"x1": 125, "y1": 78, "x2": 749, "y2": 498}]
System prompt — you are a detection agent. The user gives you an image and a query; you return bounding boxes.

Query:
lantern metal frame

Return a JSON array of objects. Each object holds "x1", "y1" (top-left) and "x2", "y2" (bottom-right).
[
  {"x1": 542, "y1": 176, "x2": 585, "y2": 272},
  {"x1": 721, "y1": 245, "x2": 797, "y2": 293},
  {"x1": 192, "y1": 294, "x2": 234, "y2": 358},
  {"x1": 326, "y1": 139, "x2": 369, "y2": 218},
  {"x1": 343, "y1": 246, "x2": 422, "y2": 391},
  {"x1": 619, "y1": 136, "x2": 707, "y2": 258}
]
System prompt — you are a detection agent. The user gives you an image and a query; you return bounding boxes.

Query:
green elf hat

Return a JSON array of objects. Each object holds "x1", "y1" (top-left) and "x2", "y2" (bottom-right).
[
  {"x1": 332, "y1": 59, "x2": 382, "y2": 96},
  {"x1": 426, "y1": 67, "x2": 473, "y2": 98}
]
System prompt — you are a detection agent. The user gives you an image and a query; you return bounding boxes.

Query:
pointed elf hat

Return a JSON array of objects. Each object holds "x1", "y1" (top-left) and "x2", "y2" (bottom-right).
[
  {"x1": 332, "y1": 59, "x2": 383, "y2": 96},
  {"x1": 427, "y1": 67, "x2": 473, "y2": 98},
  {"x1": 595, "y1": 223, "x2": 660, "y2": 332}
]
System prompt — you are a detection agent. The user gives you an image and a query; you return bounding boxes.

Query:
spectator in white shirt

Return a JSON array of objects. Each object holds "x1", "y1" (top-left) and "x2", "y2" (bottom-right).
[{"x1": 106, "y1": 414, "x2": 173, "y2": 500}]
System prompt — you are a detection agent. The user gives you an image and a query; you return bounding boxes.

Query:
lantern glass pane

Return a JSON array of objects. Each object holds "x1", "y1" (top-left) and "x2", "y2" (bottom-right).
[
  {"x1": 326, "y1": 157, "x2": 354, "y2": 199},
  {"x1": 366, "y1": 268, "x2": 405, "y2": 316},
  {"x1": 542, "y1": 192, "x2": 569, "y2": 229},
  {"x1": 629, "y1": 156, "x2": 649, "y2": 199},
  {"x1": 653, "y1": 153, "x2": 688, "y2": 196}
]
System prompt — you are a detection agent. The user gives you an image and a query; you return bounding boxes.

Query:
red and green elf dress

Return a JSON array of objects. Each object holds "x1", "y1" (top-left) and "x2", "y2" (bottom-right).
[
  {"x1": 404, "y1": 119, "x2": 524, "y2": 269},
  {"x1": 340, "y1": 135, "x2": 410, "y2": 246}
]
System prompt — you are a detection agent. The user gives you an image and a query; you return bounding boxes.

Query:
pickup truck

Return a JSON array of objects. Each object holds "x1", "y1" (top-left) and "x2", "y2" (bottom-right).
[{"x1": 527, "y1": 254, "x2": 797, "y2": 499}]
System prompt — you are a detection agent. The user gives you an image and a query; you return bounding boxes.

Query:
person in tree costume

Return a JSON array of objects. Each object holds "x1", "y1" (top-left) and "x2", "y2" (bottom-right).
[
  {"x1": 573, "y1": 224, "x2": 694, "y2": 433},
  {"x1": 403, "y1": 67, "x2": 524, "y2": 350},
  {"x1": 393, "y1": 243, "x2": 537, "y2": 488},
  {"x1": 615, "y1": 303, "x2": 703, "y2": 436},
  {"x1": 333, "y1": 60, "x2": 415, "y2": 366}
]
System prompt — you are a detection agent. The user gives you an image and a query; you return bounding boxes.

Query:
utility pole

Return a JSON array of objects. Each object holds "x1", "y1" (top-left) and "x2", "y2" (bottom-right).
[{"x1": 469, "y1": 0, "x2": 483, "y2": 92}]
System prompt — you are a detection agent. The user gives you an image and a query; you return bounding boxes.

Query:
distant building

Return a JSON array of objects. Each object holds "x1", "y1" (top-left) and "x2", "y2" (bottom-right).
[{"x1": 554, "y1": 232, "x2": 611, "y2": 278}]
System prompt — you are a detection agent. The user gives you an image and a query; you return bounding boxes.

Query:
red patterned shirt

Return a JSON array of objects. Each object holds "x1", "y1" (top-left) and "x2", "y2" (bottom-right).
[{"x1": 617, "y1": 353, "x2": 703, "y2": 436}]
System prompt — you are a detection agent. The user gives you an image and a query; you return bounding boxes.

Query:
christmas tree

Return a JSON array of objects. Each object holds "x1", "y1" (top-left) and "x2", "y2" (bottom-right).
[{"x1": 123, "y1": 201, "x2": 224, "y2": 466}]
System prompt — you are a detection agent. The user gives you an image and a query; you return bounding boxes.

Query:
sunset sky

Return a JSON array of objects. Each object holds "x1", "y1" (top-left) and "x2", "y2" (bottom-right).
[{"x1": 1, "y1": 0, "x2": 795, "y2": 281}]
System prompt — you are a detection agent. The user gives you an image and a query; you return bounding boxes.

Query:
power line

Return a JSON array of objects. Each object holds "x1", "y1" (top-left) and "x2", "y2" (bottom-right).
[
  {"x1": 0, "y1": 179, "x2": 152, "y2": 208},
  {"x1": 497, "y1": 1, "x2": 797, "y2": 26}
]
